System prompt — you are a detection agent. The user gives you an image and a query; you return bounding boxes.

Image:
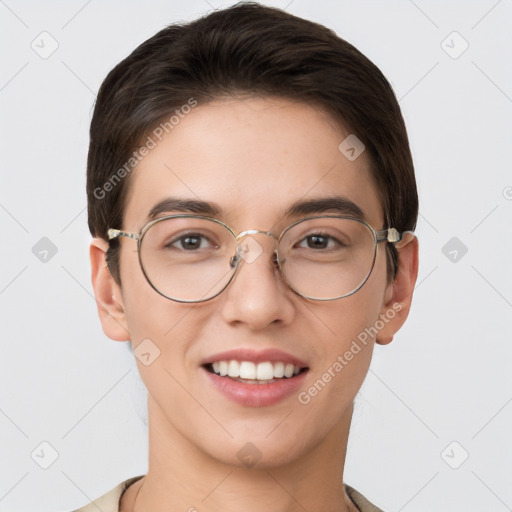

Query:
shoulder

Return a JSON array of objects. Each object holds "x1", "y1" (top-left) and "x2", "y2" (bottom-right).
[
  {"x1": 344, "y1": 484, "x2": 386, "y2": 512},
  {"x1": 72, "y1": 475, "x2": 145, "y2": 512},
  {"x1": 71, "y1": 477, "x2": 379, "y2": 512}
]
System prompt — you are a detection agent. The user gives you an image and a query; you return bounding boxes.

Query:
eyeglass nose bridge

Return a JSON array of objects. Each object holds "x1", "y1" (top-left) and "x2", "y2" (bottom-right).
[
  {"x1": 230, "y1": 229, "x2": 280, "y2": 268},
  {"x1": 236, "y1": 229, "x2": 276, "y2": 240}
]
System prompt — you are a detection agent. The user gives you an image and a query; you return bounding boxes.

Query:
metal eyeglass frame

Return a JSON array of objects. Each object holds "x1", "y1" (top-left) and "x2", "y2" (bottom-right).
[{"x1": 107, "y1": 214, "x2": 414, "y2": 303}]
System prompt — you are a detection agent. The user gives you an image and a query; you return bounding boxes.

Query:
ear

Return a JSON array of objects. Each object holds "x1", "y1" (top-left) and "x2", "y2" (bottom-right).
[
  {"x1": 90, "y1": 238, "x2": 130, "y2": 341},
  {"x1": 376, "y1": 234, "x2": 419, "y2": 345}
]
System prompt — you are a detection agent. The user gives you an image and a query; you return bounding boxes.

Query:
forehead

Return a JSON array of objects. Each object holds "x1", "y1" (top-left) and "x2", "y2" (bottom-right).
[{"x1": 123, "y1": 96, "x2": 383, "y2": 230}]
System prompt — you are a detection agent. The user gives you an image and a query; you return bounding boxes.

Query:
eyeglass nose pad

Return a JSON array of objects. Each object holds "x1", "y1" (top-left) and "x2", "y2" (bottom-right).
[
  {"x1": 229, "y1": 248, "x2": 281, "y2": 269},
  {"x1": 272, "y1": 251, "x2": 284, "y2": 266},
  {"x1": 229, "y1": 254, "x2": 240, "y2": 269}
]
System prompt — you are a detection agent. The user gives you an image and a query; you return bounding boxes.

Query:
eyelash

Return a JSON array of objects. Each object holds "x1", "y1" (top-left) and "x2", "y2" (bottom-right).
[
  {"x1": 296, "y1": 233, "x2": 346, "y2": 250},
  {"x1": 166, "y1": 232, "x2": 216, "y2": 250}
]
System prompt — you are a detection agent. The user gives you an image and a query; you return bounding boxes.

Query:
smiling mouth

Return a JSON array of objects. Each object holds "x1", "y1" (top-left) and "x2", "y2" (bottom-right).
[{"x1": 203, "y1": 360, "x2": 309, "y2": 384}]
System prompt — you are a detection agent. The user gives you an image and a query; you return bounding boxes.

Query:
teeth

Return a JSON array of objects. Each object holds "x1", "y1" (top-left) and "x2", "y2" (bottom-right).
[
  {"x1": 240, "y1": 361, "x2": 256, "y2": 379},
  {"x1": 228, "y1": 360, "x2": 240, "y2": 377},
  {"x1": 273, "y1": 361, "x2": 285, "y2": 378},
  {"x1": 284, "y1": 363, "x2": 294, "y2": 378},
  {"x1": 256, "y1": 362, "x2": 274, "y2": 380},
  {"x1": 209, "y1": 360, "x2": 303, "y2": 380}
]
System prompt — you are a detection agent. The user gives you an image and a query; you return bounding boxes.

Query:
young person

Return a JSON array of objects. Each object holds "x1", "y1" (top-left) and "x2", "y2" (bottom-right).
[{"x1": 78, "y1": 2, "x2": 419, "y2": 511}]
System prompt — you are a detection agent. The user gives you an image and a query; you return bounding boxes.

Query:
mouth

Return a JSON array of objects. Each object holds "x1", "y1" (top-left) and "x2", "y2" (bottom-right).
[
  {"x1": 203, "y1": 360, "x2": 308, "y2": 384},
  {"x1": 200, "y1": 349, "x2": 310, "y2": 407}
]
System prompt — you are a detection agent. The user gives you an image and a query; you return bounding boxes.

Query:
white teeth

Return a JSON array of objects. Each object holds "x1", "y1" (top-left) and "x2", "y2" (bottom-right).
[
  {"x1": 227, "y1": 360, "x2": 240, "y2": 377},
  {"x1": 239, "y1": 361, "x2": 256, "y2": 379},
  {"x1": 209, "y1": 360, "x2": 304, "y2": 380},
  {"x1": 219, "y1": 361, "x2": 228, "y2": 376},
  {"x1": 273, "y1": 361, "x2": 285, "y2": 378},
  {"x1": 256, "y1": 362, "x2": 274, "y2": 380},
  {"x1": 284, "y1": 363, "x2": 294, "y2": 378}
]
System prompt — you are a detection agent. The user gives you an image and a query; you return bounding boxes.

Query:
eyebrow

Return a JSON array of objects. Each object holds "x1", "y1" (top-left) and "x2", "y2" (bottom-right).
[
  {"x1": 148, "y1": 197, "x2": 221, "y2": 220},
  {"x1": 284, "y1": 196, "x2": 365, "y2": 219},
  {"x1": 147, "y1": 195, "x2": 365, "y2": 222}
]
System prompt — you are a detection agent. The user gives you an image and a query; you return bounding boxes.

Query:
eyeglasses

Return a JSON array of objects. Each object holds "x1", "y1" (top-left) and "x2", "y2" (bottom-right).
[{"x1": 108, "y1": 214, "x2": 414, "y2": 303}]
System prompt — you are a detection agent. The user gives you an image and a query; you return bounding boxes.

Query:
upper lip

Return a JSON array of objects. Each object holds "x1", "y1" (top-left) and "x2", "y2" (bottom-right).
[{"x1": 201, "y1": 348, "x2": 308, "y2": 368}]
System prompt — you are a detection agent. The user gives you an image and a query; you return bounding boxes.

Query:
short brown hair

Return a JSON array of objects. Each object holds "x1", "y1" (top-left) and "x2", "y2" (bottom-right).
[{"x1": 87, "y1": 1, "x2": 418, "y2": 285}]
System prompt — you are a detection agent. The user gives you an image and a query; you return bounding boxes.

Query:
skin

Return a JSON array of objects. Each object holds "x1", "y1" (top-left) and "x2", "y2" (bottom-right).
[{"x1": 90, "y1": 96, "x2": 418, "y2": 512}]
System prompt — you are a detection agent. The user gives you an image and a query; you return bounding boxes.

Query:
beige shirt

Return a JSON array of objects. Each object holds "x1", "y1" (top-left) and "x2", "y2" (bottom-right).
[{"x1": 73, "y1": 475, "x2": 385, "y2": 512}]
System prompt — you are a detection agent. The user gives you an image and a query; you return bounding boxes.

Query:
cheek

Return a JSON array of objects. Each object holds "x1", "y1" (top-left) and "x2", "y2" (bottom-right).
[
  {"x1": 356, "y1": 243, "x2": 390, "y2": 312},
  {"x1": 306, "y1": 249, "x2": 389, "y2": 394},
  {"x1": 321, "y1": 249, "x2": 389, "y2": 343},
  {"x1": 118, "y1": 245, "x2": 182, "y2": 344},
  {"x1": 118, "y1": 245, "x2": 213, "y2": 370}
]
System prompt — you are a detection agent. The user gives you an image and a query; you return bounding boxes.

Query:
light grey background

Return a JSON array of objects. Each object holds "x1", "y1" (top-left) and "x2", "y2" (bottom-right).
[{"x1": 1, "y1": 0, "x2": 511, "y2": 511}]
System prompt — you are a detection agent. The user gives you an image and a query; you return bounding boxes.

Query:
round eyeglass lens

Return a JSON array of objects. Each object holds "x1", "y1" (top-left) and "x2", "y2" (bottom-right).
[
  {"x1": 277, "y1": 217, "x2": 377, "y2": 300},
  {"x1": 139, "y1": 217, "x2": 238, "y2": 302}
]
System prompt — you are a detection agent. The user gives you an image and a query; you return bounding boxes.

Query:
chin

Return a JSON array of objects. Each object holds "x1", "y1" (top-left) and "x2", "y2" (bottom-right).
[{"x1": 196, "y1": 425, "x2": 316, "y2": 470}]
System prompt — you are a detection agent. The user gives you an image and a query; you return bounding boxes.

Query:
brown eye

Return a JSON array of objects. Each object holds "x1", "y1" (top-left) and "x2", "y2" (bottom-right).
[
  {"x1": 296, "y1": 234, "x2": 343, "y2": 250},
  {"x1": 166, "y1": 233, "x2": 212, "y2": 250}
]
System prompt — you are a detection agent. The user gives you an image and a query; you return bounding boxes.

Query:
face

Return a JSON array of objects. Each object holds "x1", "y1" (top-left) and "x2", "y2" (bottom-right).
[{"x1": 95, "y1": 96, "x2": 408, "y2": 468}]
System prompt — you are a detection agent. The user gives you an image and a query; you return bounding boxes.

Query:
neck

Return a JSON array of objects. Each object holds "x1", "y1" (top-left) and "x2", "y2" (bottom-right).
[{"x1": 124, "y1": 397, "x2": 358, "y2": 512}]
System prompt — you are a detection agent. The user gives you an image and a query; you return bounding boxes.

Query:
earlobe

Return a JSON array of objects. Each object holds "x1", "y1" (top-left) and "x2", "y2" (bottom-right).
[
  {"x1": 90, "y1": 238, "x2": 130, "y2": 341},
  {"x1": 376, "y1": 234, "x2": 419, "y2": 345}
]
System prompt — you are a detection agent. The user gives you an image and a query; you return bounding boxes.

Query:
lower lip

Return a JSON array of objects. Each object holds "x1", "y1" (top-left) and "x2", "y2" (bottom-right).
[{"x1": 202, "y1": 367, "x2": 308, "y2": 407}]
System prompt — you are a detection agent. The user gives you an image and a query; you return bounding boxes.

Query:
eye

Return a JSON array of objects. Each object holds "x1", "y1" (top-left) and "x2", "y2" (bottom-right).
[
  {"x1": 296, "y1": 233, "x2": 344, "y2": 250},
  {"x1": 167, "y1": 233, "x2": 214, "y2": 251}
]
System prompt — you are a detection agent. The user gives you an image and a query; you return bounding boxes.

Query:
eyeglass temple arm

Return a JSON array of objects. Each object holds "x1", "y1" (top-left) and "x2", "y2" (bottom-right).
[
  {"x1": 376, "y1": 228, "x2": 415, "y2": 247},
  {"x1": 107, "y1": 228, "x2": 140, "y2": 241}
]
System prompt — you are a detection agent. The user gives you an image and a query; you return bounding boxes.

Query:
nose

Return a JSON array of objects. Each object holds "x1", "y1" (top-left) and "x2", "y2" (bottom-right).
[{"x1": 220, "y1": 233, "x2": 296, "y2": 330}]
